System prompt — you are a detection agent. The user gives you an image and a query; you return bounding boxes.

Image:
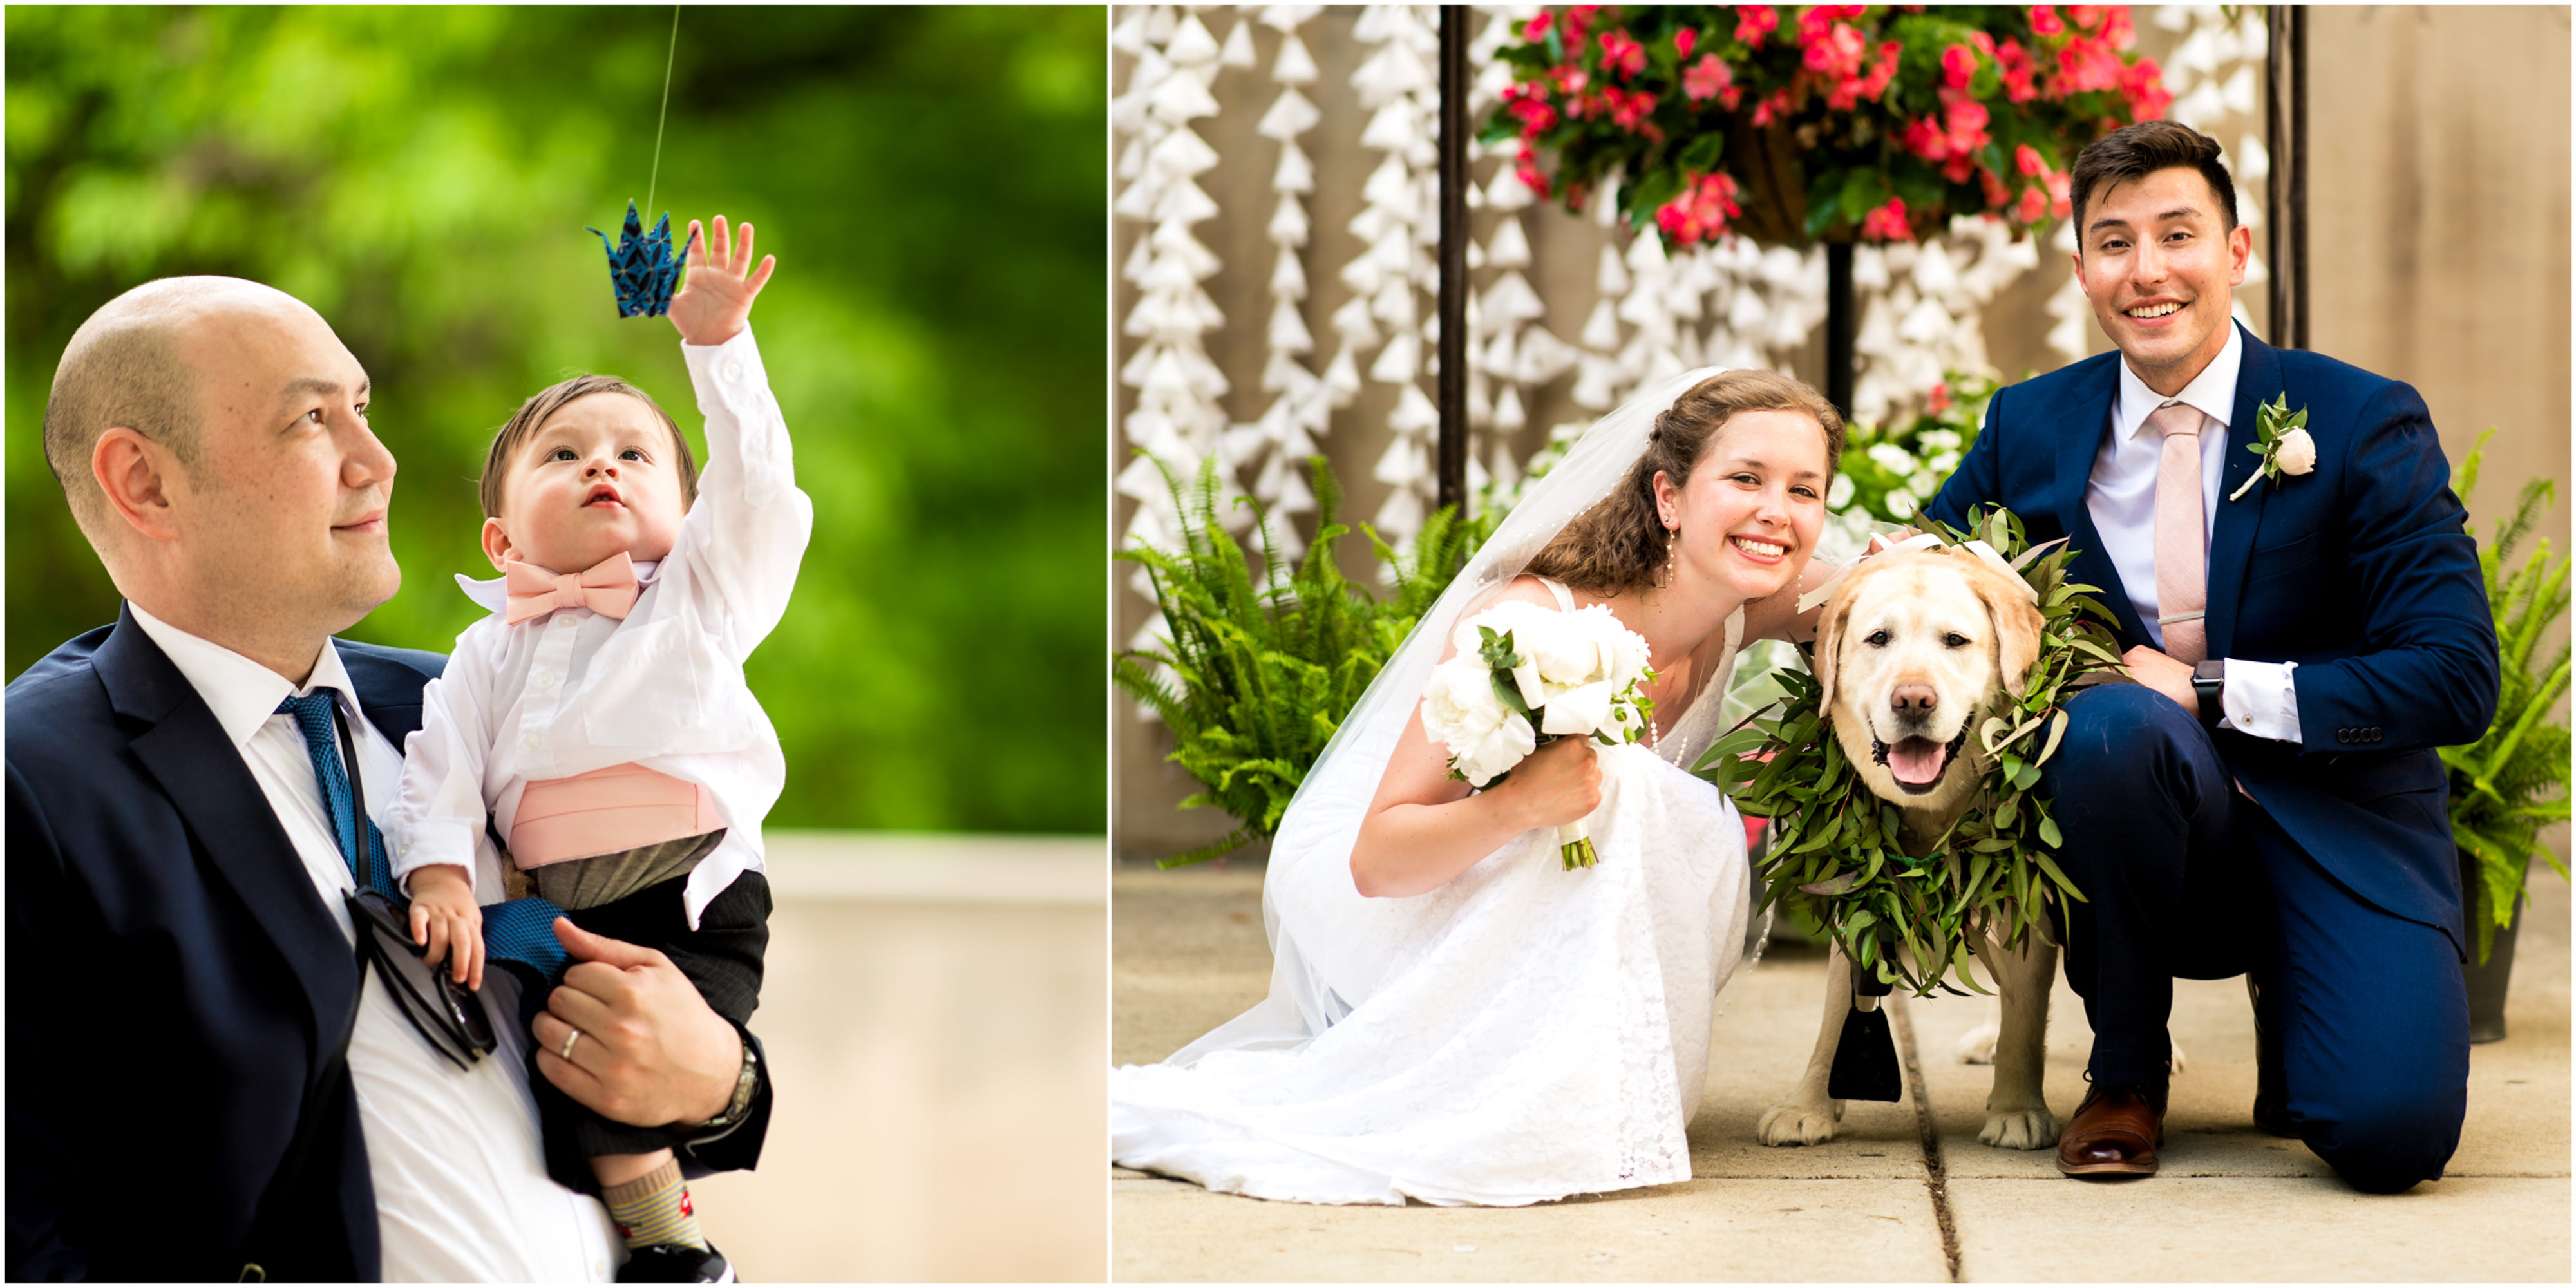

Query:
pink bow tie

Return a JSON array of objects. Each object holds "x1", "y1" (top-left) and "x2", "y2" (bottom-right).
[{"x1": 504, "y1": 551, "x2": 639, "y2": 625}]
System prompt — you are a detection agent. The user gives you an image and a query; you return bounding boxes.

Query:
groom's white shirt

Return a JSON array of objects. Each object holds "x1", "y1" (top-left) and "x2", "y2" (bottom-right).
[
  {"x1": 2083, "y1": 322, "x2": 2300, "y2": 743},
  {"x1": 128, "y1": 603, "x2": 619, "y2": 1283}
]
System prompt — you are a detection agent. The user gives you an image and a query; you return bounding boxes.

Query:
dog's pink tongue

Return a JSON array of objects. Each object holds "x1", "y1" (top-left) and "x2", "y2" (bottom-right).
[{"x1": 1888, "y1": 737, "x2": 1948, "y2": 785}]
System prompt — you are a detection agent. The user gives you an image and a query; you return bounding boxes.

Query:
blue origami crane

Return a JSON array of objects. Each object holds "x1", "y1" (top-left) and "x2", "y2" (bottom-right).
[{"x1": 585, "y1": 200, "x2": 699, "y2": 317}]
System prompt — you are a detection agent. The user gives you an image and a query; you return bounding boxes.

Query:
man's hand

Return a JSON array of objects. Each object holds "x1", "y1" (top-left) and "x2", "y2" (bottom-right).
[
  {"x1": 2122, "y1": 644, "x2": 2199, "y2": 712},
  {"x1": 667, "y1": 214, "x2": 777, "y2": 348},
  {"x1": 529, "y1": 918, "x2": 742, "y2": 1128}
]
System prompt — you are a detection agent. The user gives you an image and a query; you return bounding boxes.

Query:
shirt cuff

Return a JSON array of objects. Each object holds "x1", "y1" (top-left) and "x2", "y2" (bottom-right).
[
  {"x1": 390, "y1": 822, "x2": 481, "y2": 898},
  {"x1": 2217, "y1": 658, "x2": 2300, "y2": 743}
]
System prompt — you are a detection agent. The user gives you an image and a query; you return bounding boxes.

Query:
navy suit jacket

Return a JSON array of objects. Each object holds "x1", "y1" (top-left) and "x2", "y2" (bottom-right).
[
  {"x1": 5, "y1": 608, "x2": 768, "y2": 1281},
  {"x1": 1924, "y1": 325, "x2": 2499, "y2": 954}
]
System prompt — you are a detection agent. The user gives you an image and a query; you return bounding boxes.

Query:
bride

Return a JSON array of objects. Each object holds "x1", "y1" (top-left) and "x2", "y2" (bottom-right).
[{"x1": 1113, "y1": 367, "x2": 1847, "y2": 1206}]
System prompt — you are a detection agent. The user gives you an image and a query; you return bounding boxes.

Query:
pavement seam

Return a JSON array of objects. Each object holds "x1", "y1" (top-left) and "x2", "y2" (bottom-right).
[{"x1": 1890, "y1": 993, "x2": 1964, "y2": 1283}]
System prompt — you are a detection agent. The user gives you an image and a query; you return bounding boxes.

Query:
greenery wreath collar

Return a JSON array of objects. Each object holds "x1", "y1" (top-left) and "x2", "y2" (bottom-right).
[{"x1": 1698, "y1": 507, "x2": 2127, "y2": 996}]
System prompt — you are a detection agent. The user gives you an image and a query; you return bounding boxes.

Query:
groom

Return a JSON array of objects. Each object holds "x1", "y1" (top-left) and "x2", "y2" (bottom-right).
[
  {"x1": 1922, "y1": 121, "x2": 2497, "y2": 1191},
  {"x1": 7, "y1": 277, "x2": 768, "y2": 1280}
]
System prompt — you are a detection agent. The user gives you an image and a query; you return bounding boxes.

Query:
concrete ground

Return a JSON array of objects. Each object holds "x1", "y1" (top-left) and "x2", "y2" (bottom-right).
[
  {"x1": 1112, "y1": 859, "x2": 2571, "y2": 1282},
  {"x1": 688, "y1": 832, "x2": 1106, "y2": 1282}
]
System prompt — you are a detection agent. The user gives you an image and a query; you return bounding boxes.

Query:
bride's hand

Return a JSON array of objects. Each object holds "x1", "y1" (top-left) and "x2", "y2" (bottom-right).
[{"x1": 1490, "y1": 736, "x2": 1603, "y2": 831}]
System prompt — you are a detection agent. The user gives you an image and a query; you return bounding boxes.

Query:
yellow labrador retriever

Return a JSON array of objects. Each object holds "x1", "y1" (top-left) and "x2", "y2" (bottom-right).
[{"x1": 1756, "y1": 544, "x2": 2063, "y2": 1151}]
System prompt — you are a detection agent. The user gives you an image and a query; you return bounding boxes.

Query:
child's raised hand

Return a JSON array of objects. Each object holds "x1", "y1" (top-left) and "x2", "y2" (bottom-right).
[
  {"x1": 668, "y1": 214, "x2": 777, "y2": 348},
  {"x1": 407, "y1": 864, "x2": 486, "y2": 990}
]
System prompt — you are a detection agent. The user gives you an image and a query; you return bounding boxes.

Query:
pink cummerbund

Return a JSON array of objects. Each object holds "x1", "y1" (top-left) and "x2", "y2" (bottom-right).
[{"x1": 509, "y1": 763, "x2": 721, "y2": 869}]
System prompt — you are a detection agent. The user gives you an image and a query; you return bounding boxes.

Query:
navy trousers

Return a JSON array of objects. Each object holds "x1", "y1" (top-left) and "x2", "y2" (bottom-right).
[{"x1": 2040, "y1": 683, "x2": 2468, "y2": 1193}]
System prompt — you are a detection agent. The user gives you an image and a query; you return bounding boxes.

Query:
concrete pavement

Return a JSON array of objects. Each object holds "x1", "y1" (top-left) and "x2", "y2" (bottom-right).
[
  {"x1": 1112, "y1": 860, "x2": 2571, "y2": 1282},
  {"x1": 690, "y1": 832, "x2": 1106, "y2": 1282}
]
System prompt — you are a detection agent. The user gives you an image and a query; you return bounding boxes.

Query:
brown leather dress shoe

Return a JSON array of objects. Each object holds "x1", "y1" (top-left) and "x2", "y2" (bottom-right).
[{"x1": 2057, "y1": 1077, "x2": 2168, "y2": 1177}]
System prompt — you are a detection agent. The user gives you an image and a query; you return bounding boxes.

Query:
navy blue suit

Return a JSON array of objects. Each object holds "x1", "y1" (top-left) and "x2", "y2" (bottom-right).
[
  {"x1": 1924, "y1": 325, "x2": 2498, "y2": 1192},
  {"x1": 5, "y1": 609, "x2": 771, "y2": 1280}
]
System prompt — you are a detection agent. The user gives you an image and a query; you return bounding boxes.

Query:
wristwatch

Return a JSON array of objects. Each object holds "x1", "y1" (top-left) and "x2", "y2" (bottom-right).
[
  {"x1": 695, "y1": 1040, "x2": 762, "y2": 1133},
  {"x1": 2191, "y1": 659, "x2": 2227, "y2": 729}
]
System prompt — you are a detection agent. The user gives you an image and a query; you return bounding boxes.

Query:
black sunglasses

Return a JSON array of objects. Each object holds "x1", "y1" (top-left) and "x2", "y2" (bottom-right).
[
  {"x1": 348, "y1": 887, "x2": 497, "y2": 1071},
  {"x1": 322, "y1": 694, "x2": 495, "y2": 1071}
]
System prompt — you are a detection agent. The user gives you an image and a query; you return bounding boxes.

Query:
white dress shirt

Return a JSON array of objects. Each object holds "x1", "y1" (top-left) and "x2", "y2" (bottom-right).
[
  {"x1": 388, "y1": 326, "x2": 814, "y2": 926},
  {"x1": 126, "y1": 604, "x2": 620, "y2": 1283},
  {"x1": 2085, "y1": 324, "x2": 2301, "y2": 743}
]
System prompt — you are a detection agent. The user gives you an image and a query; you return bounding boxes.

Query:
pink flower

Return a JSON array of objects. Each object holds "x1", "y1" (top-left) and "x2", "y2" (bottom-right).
[
  {"x1": 2121, "y1": 57, "x2": 2172, "y2": 119},
  {"x1": 2016, "y1": 185, "x2": 2049, "y2": 224},
  {"x1": 2057, "y1": 33, "x2": 2125, "y2": 93},
  {"x1": 1549, "y1": 63, "x2": 1590, "y2": 96},
  {"x1": 1683, "y1": 53, "x2": 1735, "y2": 102},
  {"x1": 1656, "y1": 171, "x2": 1743, "y2": 245},
  {"x1": 2030, "y1": 5, "x2": 2065, "y2": 37},
  {"x1": 1522, "y1": 11, "x2": 1553, "y2": 43},
  {"x1": 1861, "y1": 195, "x2": 1912, "y2": 242},
  {"x1": 1928, "y1": 383, "x2": 1952, "y2": 413},
  {"x1": 1900, "y1": 115, "x2": 1949, "y2": 162},
  {"x1": 2016, "y1": 143, "x2": 2047, "y2": 176},
  {"x1": 1674, "y1": 26, "x2": 1696, "y2": 59},
  {"x1": 2046, "y1": 171, "x2": 2072, "y2": 218},
  {"x1": 1750, "y1": 87, "x2": 1793, "y2": 128},
  {"x1": 1942, "y1": 43, "x2": 1979, "y2": 89},
  {"x1": 1803, "y1": 21, "x2": 1867, "y2": 81},
  {"x1": 1604, "y1": 85, "x2": 1658, "y2": 130},
  {"x1": 2066, "y1": 5, "x2": 2102, "y2": 30},
  {"x1": 1511, "y1": 95, "x2": 1561, "y2": 135},
  {"x1": 1734, "y1": 5, "x2": 1779, "y2": 49},
  {"x1": 2101, "y1": 6, "x2": 2136, "y2": 49},
  {"x1": 1996, "y1": 38, "x2": 2038, "y2": 102},
  {"x1": 1978, "y1": 164, "x2": 2011, "y2": 209},
  {"x1": 1599, "y1": 26, "x2": 1646, "y2": 78}
]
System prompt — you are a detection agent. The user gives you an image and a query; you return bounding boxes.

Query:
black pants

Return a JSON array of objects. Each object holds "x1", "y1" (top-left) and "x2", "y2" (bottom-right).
[{"x1": 500, "y1": 869, "x2": 771, "y2": 1193}]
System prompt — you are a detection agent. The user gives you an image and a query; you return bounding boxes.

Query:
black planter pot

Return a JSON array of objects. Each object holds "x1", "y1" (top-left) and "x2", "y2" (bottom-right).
[{"x1": 2459, "y1": 846, "x2": 2523, "y2": 1045}]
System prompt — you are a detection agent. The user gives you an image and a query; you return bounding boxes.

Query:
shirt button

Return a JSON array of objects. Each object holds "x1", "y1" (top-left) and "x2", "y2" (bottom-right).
[
  {"x1": 535, "y1": 671, "x2": 558, "y2": 690},
  {"x1": 523, "y1": 733, "x2": 543, "y2": 752}
]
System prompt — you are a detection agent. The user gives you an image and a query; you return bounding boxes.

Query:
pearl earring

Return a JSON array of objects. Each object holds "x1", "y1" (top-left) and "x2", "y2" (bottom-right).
[{"x1": 1663, "y1": 525, "x2": 1680, "y2": 587}]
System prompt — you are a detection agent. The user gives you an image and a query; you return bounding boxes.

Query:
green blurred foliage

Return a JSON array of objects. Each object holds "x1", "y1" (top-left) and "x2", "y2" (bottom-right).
[{"x1": 6, "y1": 6, "x2": 1106, "y2": 833}]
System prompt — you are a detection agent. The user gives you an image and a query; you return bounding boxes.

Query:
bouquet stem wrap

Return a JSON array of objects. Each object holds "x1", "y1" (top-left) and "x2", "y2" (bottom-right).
[{"x1": 1557, "y1": 818, "x2": 1596, "y2": 869}]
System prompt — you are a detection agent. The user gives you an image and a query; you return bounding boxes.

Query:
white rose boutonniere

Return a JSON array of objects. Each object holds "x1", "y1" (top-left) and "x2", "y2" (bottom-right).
[{"x1": 2228, "y1": 393, "x2": 2316, "y2": 501}]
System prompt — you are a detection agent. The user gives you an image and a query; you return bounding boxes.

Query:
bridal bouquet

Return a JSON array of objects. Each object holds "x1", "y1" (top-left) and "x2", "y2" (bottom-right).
[{"x1": 1420, "y1": 601, "x2": 1655, "y2": 869}]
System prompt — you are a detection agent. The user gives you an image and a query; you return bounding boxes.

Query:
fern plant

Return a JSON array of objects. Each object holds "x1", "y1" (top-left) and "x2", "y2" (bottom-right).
[
  {"x1": 2441, "y1": 429, "x2": 2572, "y2": 963},
  {"x1": 1116, "y1": 455, "x2": 1494, "y2": 867}
]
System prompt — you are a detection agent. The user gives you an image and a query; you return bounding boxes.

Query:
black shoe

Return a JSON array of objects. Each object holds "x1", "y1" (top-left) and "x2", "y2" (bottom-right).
[
  {"x1": 618, "y1": 1244, "x2": 734, "y2": 1283},
  {"x1": 2248, "y1": 977, "x2": 2295, "y2": 1137}
]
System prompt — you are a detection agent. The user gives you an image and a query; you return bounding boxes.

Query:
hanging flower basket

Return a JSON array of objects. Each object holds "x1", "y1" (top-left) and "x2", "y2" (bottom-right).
[{"x1": 1482, "y1": 4, "x2": 2176, "y2": 249}]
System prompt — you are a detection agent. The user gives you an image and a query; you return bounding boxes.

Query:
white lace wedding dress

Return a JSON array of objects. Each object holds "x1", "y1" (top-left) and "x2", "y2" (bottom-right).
[{"x1": 1110, "y1": 591, "x2": 1756, "y2": 1207}]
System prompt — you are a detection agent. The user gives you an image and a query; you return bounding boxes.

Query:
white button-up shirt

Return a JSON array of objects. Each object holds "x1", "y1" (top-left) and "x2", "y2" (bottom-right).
[
  {"x1": 2087, "y1": 323, "x2": 2300, "y2": 742},
  {"x1": 388, "y1": 326, "x2": 813, "y2": 926},
  {"x1": 126, "y1": 605, "x2": 620, "y2": 1283}
]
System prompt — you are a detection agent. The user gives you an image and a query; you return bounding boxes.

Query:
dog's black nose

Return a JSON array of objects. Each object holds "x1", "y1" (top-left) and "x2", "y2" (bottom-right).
[{"x1": 1890, "y1": 684, "x2": 1938, "y2": 719}]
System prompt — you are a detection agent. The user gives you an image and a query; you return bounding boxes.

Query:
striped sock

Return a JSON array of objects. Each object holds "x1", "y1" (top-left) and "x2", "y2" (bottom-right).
[{"x1": 601, "y1": 1159, "x2": 706, "y2": 1251}]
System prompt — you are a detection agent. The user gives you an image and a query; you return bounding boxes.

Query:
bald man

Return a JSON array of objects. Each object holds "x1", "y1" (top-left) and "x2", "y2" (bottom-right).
[{"x1": 6, "y1": 278, "x2": 769, "y2": 1282}]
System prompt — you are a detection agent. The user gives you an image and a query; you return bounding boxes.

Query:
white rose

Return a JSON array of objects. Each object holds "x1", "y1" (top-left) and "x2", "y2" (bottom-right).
[
  {"x1": 1455, "y1": 709, "x2": 1537, "y2": 786},
  {"x1": 1421, "y1": 657, "x2": 1508, "y2": 753},
  {"x1": 2274, "y1": 427, "x2": 2317, "y2": 475},
  {"x1": 1602, "y1": 619, "x2": 1652, "y2": 692},
  {"x1": 1526, "y1": 607, "x2": 1611, "y2": 687},
  {"x1": 1540, "y1": 679, "x2": 1616, "y2": 736}
]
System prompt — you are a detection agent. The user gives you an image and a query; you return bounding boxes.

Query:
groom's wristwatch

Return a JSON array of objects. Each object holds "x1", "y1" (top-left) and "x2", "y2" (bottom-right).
[
  {"x1": 2192, "y1": 659, "x2": 2228, "y2": 729},
  {"x1": 694, "y1": 1041, "x2": 762, "y2": 1133}
]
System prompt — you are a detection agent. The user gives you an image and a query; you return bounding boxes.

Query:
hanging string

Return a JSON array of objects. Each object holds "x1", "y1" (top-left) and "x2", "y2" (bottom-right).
[{"x1": 643, "y1": 6, "x2": 681, "y2": 216}]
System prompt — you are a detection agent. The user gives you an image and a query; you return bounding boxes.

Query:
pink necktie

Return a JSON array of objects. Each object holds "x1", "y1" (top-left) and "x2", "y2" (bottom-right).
[
  {"x1": 2148, "y1": 402, "x2": 2208, "y2": 665},
  {"x1": 504, "y1": 551, "x2": 640, "y2": 625}
]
